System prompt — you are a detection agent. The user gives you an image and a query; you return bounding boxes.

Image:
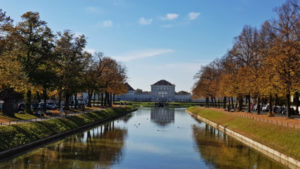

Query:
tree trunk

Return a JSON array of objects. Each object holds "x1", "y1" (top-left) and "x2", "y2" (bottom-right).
[
  {"x1": 105, "y1": 92, "x2": 109, "y2": 107},
  {"x1": 238, "y1": 95, "x2": 243, "y2": 111},
  {"x1": 65, "y1": 94, "x2": 70, "y2": 110},
  {"x1": 3, "y1": 98, "x2": 17, "y2": 116},
  {"x1": 74, "y1": 94, "x2": 78, "y2": 109},
  {"x1": 231, "y1": 97, "x2": 236, "y2": 111},
  {"x1": 87, "y1": 91, "x2": 92, "y2": 107},
  {"x1": 205, "y1": 97, "x2": 209, "y2": 107},
  {"x1": 25, "y1": 90, "x2": 32, "y2": 114},
  {"x1": 247, "y1": 95, "x2": 251, "y2": 113},
  {"x1": 227, "y1": 97, "x2": 230, "y2": 112},
  {"x1": 295, "y1": 92, "x2": 299, "y2": 114},
  {"x1": 109, "y1": 93, "x2": 113, "y2": 107},
  {"x1": 257, "y1": 96, "x2": 261, "y2": 115},
  {"x1": 269, "y1": 93, "x2": 273, "y2": 116},
  {"x1": 43, "y1": 87, "x2": 47, "y2": 115},
  {"x1": 223, "y1": 97, "x2": 227, "y2": 109},
  {"x1": 286, "y1": 93, "x2": 291, "y2": 118},
  {"x1": 101, "y1": 93, "x2": 104, "y2": 107},
  {"x1": 36, "y1": 92, "x2": 41, "y2": 103},
  {"x1": 58, "y1": 90, "x2": 62, "y2": 109},
  {"x1": 214, "y1": 97, "x2": 217, "y2": 107},
  {"x1": 275, "y1": 94, "x2": 279, "y2": 106}
]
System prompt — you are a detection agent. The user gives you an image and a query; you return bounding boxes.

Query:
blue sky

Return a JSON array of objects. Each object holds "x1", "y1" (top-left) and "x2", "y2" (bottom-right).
[{"x1": 1, "y1": 0, "x2": 286, "y2": 92}]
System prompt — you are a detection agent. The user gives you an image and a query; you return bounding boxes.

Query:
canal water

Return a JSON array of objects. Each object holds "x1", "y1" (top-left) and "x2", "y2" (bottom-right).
[{"x1": 0, "y1": 107, "x2": 288, "y2": 169}]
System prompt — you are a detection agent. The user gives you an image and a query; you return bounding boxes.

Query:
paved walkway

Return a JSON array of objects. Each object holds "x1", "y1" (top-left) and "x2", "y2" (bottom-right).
[{"x1": 210, "y1": 108, "x2": 300, "y2": 129}]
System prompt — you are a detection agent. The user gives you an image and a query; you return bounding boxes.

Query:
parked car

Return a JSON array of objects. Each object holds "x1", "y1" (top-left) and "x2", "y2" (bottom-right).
[
  {"x1": 18, "y1": 103, "x2": 25, "y2": 111},
  {"x1": 38, "y1": 102, "x2": 46, "y2": 109},
  {"x1": 262, "y1": 104, "x2": 270, "y2": 112},
  {"x1": 32, "y1": 103, "x2": 39, "y2": 110},
  {"x1": 273, "y1": 106, "x2": 282, "y2": 114},
  {"x1": 46, "y1": 103, "x2": 57, "y2": 110}
]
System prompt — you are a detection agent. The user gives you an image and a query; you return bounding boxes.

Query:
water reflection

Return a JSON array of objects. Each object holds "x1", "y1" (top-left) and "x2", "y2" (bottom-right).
[
  {"x1": 150, "y1": 107, "x2": 175, "y2": 127},
  {"x1": 0, "y1": 108, "x2": 290, "y2": 169},
  {"x1": 119, "y1": 113, "x2": 133, "y2": 123},
  {"x1": 0, "y1": 122, "x2": 127, "y2": 169},
  {"x1": 192, "y1": 124, "x2": 287, "y2": 169}
]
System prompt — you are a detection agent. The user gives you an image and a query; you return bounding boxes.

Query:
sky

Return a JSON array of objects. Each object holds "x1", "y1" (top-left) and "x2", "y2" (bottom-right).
[{"x1": 0, "y1": 0, "x2": 287, "y2": 92}]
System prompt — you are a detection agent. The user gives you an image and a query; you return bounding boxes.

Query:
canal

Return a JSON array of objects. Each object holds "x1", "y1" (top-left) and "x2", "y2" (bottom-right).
[{"x1": 0, "y1": 107, "x2": 288, "y2": 169}]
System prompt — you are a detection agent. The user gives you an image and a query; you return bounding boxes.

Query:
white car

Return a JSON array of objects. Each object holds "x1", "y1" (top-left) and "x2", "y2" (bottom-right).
[{"x1": 262, "y1": 104, "x2": 270, "y2": 111}]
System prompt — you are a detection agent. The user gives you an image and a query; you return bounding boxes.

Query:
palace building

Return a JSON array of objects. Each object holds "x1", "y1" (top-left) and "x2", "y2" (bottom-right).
[
  {"x1": 115, "y1": 79, "x2": 193, "y2": 102},
  {"x1": 151, "y1": 80, "x2": 175, "y2": 102}
]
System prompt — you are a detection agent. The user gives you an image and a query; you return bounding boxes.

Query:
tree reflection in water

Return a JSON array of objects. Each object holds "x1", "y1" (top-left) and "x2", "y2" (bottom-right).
[
  {"x1": 0, "y1": 121, "x2": 127, "y2": 169},
  {"x1": 119, "y1": 113, "x2": 133, "y2": 123},
  {"x1": 192, "y1": 124, "x2": 287, "y2": 169}
]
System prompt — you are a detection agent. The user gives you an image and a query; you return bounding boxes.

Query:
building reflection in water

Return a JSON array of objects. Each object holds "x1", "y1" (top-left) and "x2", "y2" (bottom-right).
[
  {"x1": 0, "y1": 121, "x2": 128, "y2": 169},
  {"x1": 192, "y1": 124, "x2": 286, "y2": 169},
  {"x1": 150, "y1": 107, "x2": 175, "y2": 127}
]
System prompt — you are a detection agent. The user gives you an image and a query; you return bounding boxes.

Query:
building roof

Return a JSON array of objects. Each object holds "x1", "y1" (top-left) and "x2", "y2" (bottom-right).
[
  {"x1": 176, "y1": 91, "x2": 191, "y2": 95},
  {"x1": 152, "y1": 80, "x2": 174, "y2": 86},
  {"x1": 125, "y1": 83, "x2": 135, "y2": 91}
]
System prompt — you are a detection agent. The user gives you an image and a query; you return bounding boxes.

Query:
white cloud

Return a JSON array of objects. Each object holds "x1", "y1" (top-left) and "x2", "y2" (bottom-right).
[
  {"x1": 139, "y1": 17, "x2": 153, "y2": 25},
  {"x1": 113, "y1": 49, "x2": 174, "y2": 62},
  {"x1": 74, "y1": 32, "x2": 84, "y2": 37},
  {"x1": 85, "y1": 6, "x2": 101, "y2": 14},
  {"x1": 102, "y1": 20, "x2": 113, "y2": 27},
  {"x1": 155, "y1": 62, "x2": 201, "y2": 72},
  {"x1": 126, "y1": 141, "x2": 170, "y2": 155},
  {"x1": 162, "y1": 13, "x2": 179, "y2": 21},
  {"x1": 188, "y1": 12, "x2": 200, "y2": 20},
  {"x1": 85, "y1": 48, "x2": 96, "y2": 54}
]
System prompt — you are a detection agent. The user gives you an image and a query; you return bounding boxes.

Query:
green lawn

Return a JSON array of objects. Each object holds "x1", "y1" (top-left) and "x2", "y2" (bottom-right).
[
  {"x1": 0, "y1": 112, "x2": 38, "y2": 122},
  {"x1": 187, "y1": 106, "x2": 300, "y2": 161},
  {"x1": 14, "y1": 113, "x2": 38, "y2": 120}
]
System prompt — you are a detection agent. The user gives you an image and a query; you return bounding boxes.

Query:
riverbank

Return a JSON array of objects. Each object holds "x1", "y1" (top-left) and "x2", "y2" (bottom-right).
[
  {"x1": 187, "y1": 106, "x2": 300, "y2": 168},
  {"x1": 0, "y1": 106, "x2": 136, "y2": 159}
]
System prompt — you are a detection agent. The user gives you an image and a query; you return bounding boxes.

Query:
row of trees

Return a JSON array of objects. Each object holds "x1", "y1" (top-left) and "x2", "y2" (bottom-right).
[
  {"x1": 192, "y1": 0, "x2": 300, "y2": 117},
  {"x1": 0, "y1": 10, "x2": 128, "y2": 116}
]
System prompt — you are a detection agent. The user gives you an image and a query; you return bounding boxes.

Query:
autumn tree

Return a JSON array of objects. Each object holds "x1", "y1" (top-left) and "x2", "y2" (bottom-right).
[
  {"x1": 13, "y1": 12, "x2": 55, "y2": 113},
  {"x1": 193, "y1": 0, "x2": 300, "y2": 118},
  {"x1": 257, "y1": 21, "x2": 278, "y2": 116},
  {"x1": 55, "y1": 31, "x2": 90, "y2": 109},
  {"x1": 83, "y1": 52, "x2": 105, "y2": 107},
  {"x1": 268, "y1": 0, "x2": 300, "y2": 117},
  {"x1": 0, "y1": 9, "x2": 27, "y2": 116},
  {"x1": 100, "y1": 57, "x2": 127, "y2": 107}
]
